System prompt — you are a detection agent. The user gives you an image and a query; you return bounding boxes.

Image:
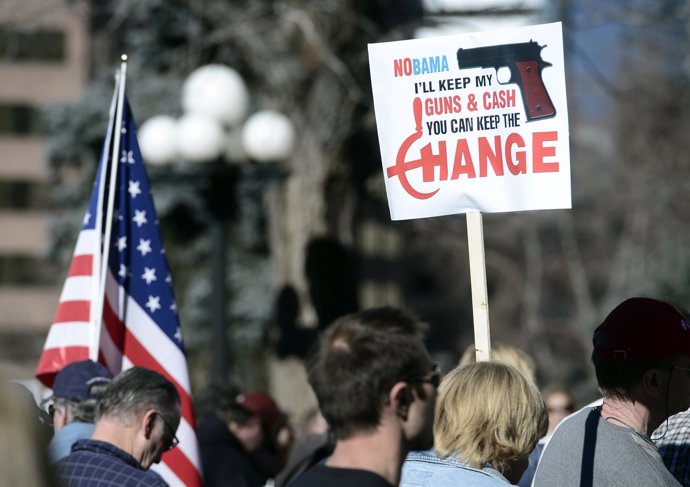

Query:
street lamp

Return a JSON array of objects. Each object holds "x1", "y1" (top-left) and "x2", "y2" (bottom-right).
[{"x1": 138, "y1": 64, "x2": 295, "y2": 386}]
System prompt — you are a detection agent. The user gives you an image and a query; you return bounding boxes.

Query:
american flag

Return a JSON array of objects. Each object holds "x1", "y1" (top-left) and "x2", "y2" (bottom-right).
[{"x1": 36, "y1": 91, "x2": 204, "y2": 487}]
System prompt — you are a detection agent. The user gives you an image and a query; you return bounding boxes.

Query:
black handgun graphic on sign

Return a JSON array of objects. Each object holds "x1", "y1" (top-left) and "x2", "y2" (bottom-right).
[{"x1": 457, "y1": 41, "x2": 555, "y2": 122}]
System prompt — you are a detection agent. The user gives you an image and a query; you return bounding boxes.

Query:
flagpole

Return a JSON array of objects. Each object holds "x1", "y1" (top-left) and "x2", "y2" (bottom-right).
[
  {"x1": 88, "y1": 72, "x2": 120, "y2": 362},
  {"x1": 89, "y1": 55, "x2": 128, "y2": 361}
]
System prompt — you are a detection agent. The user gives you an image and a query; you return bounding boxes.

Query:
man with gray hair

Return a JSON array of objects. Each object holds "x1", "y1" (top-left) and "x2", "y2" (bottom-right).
[
  {"x1": 47, "y1": 359, "x2": 113, "y2": 462},
  {"x1": 56, "y1": 366, "x2": 181, "y2": 487}
]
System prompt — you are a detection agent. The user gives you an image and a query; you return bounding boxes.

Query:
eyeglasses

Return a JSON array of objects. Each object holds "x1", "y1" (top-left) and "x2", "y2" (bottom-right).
[
  {"x1": 157, "y1": 413, "x2": 180, "y2": 451},
  {"x1": 406, "y1": 363, "x2": 442, "y2": 389}
]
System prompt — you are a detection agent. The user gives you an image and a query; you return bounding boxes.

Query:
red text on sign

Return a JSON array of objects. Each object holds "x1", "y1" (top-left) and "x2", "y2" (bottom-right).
[
  {"x1": 385, "y1": 97, "x2": 560, "y2": 200},
  {"x1": 424, "y1": 95, "x2": 462, "y2": 116},
  {"x1": 483, "y1": 89, "x2": 517, "y2": 110},
  {"x1": 387, "y1": 130, "x2": 560, "y2": 199},
  {"x1": 449, "y1": 131, "x2": 559, "y2": 179}
]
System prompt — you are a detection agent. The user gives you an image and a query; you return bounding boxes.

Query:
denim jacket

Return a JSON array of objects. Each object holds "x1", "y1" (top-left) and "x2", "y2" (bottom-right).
[{"x1": 400, "y1": 449, "x2": 511, "y2": 487}]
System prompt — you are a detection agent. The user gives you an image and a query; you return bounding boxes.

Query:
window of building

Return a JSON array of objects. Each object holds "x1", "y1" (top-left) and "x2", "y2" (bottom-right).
[
  {"x1": 0, "y1": 27, "x2": 65, "y2": 62},
  {"x1": 0, "y1": 104, "x2": 43, "y2": 135},
  {"x1": 0, "y1": 181, "x2": 49, "y2": 209},
  {"x1": 0, "y1": 256, "x2": 57, "y2": 285}
]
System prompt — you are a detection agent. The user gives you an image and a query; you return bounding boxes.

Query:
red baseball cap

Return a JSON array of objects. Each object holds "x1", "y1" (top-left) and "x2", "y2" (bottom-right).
[
  {"x1": 593, "y1": 297, "x2": 690, "y2": 361},
  {"x1": 235, "y1": 391, "x2": 280, "y2": 431}
]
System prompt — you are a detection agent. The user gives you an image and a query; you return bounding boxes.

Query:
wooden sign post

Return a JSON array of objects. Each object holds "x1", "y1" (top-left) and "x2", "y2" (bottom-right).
[{"x1": 466, "y1": 211, "x2": 491, "y2": 361}]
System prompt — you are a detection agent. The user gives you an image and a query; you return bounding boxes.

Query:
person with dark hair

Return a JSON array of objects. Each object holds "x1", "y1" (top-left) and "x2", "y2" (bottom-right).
[
  {"x1": 533, "y1": 297, "x2": 690, "y2": 487},
  {"x1": 197, "y1": 388, "x2": 284, "y2": 487},
  {"x1": 46, "y1": 359, "x2": 113, "y2": 462},
  {"x1": 289, "y1": 306, "x2": 437, "y2": 487},
  {"x1": 55, "y1": 366, "x2": 180, "y2": 487}
]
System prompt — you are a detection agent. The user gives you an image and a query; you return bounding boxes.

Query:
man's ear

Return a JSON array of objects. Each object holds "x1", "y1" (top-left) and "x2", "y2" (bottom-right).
[
  {"x1": 52, "y1": 405, "x2": 69, "y2": 430},
  {"x1": 642, "y1": 368, "x2": 663, "y2": 397},
  {"x1": 389, "y1": 381, "x2": 413, "y2": 420},
  {"x1": 142, "y1": 409, "x2": 158, "y2": 439}
]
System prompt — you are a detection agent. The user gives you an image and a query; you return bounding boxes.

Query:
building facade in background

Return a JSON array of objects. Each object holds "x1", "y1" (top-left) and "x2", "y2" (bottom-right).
[{"x1": 0, "y1": 0, "x2": 89, "y2": 379}]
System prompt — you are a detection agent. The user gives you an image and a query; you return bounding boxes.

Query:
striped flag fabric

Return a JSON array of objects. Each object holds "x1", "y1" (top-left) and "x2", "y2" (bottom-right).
[{"x1": 36, "y1": 91, "x2": 204, "y2": 487}]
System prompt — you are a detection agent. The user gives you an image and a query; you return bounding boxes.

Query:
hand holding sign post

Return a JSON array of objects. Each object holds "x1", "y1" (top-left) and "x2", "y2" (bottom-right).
[{"x1": 368, "y1": 22, "x2": 570, "y2": 361}]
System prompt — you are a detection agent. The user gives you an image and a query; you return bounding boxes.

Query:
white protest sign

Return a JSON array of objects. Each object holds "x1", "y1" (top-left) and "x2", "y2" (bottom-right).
[{"x1": 368, "y1": 22, "x2": 570, "y2": 221}]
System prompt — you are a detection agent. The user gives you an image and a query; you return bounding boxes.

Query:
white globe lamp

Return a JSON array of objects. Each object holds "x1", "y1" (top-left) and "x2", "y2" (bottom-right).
[
  {"x1": 182, "y1": 64, "x2": 250, "y2": 127},
  {"x1": 138, "y1": 115, "x2": 179, "y2": 165},
  {"x1": 174, "y1": 113, "x2": 226, "y2": 162},
  {"x1": 242, "y1": 110, "x2": 295, "y2": 162}
]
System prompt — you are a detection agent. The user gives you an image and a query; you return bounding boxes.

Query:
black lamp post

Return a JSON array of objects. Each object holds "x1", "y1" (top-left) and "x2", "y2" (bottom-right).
[{"x1": 138, "y1": 65, "x2": 295, "y2": 386}]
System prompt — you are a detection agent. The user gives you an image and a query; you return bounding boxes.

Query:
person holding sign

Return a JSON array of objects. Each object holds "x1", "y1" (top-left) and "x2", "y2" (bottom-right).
[
  {"x1": 533, "y1": 297, "x2": 690, "y2": 487},
  {"x1": 400, "y1": 361, "x2": 547, "y2": 486}
]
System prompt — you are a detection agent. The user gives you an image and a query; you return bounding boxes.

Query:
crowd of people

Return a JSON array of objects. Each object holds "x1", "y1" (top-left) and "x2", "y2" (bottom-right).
[{"x1": 3, "y1": 296, "x2": 690, "y2": 486}]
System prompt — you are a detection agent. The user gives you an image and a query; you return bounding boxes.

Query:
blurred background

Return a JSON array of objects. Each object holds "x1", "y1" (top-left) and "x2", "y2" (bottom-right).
[{"x1": 1, "y1": 0, "x2": 689, "y2": 421}]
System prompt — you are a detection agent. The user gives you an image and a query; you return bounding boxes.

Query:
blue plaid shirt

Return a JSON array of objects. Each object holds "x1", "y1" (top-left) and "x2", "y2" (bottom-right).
[
  {"x1": 55, "y1": 439, "x2": 168, "y2": 487},
  {"x1": 656, "y1": 410, "x2": 690, "y2": 487}
]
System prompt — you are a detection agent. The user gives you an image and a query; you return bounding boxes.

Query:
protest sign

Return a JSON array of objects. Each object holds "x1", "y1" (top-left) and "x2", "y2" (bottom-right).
[{"x1": 368, "y1": 22, "x2": 570, "y2": 221}]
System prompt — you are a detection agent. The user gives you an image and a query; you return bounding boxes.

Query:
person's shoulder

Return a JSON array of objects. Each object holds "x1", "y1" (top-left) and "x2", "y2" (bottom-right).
[
  {"x1": 288, "y1": 462, "x2": 330, "y2": 485},
  {"x1": 402, "y1": 450, "x2": 508, "y2": 487},
  {"x1": 57, "y1": 454, "x2": 168, "y2": 487},
  {"x1": 544, "y1": 403, "x2": 601, "y2": 444},
  {"x1": 402, "y1": 462, "x2": 507, "y2": 487},
  {"x1": 145, "y1": 468, "x2": 170, "y2": 487},
  {"x1": 55, "y1": 440, "x2": 101, "y2": 466},
  {"x1": 289, "y1": 463, "x2": 393, "y2": 487},
  {"x1": 58, "y1": 439, "x2": 127, "y2": 461},
  {"x1": 55, "y1": 445, "x2": 112, "y2": 486},
  {"x1": 56, "y1": 440, "x2": 151, "y2": 479},
  {"x1": 657, "y1": 408, "x2": 690, "y2": 444},
  {"x1": 405, "y1": 449, "x2": 442, "y2": 464},
  {"x1": 555, "y1": 406, "x2": 589, "y2": 427}
]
